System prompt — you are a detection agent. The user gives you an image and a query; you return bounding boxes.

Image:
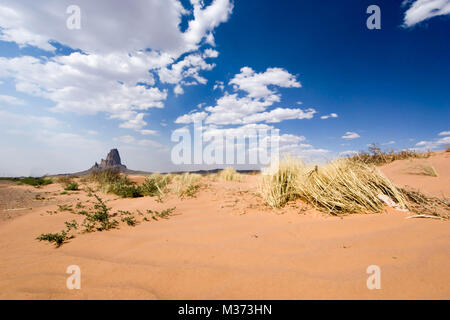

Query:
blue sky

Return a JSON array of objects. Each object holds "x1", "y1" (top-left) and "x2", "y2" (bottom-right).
[{"x1": 0, "y1": 0, "x2": 449, "y2": 176}]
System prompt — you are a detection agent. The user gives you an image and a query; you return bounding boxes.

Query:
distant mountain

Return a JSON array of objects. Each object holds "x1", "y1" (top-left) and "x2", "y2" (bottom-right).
[{"x1": 73, "y1": 149, "x2": 151, "y2": 176}]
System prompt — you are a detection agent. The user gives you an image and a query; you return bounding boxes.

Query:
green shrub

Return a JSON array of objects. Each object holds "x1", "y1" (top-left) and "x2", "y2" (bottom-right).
[
  {"x1": 18, "y1": 177, "x2": 53, "y2": 187},
  {"x1": 36, "y1": 231, "x2": 71, "y2": 247},
  {"x1": 110, "y1": 182, "x2": 143, "y2": 198},
  {"x1": 64, "y1": 182, "x2": 79, "y2": 191},
  {"x1": 141, "y1": 173, "x2": 172, "y2": 198}
]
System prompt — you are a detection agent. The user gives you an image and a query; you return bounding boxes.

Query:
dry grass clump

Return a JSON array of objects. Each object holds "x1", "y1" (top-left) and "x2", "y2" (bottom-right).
[
  {"x1": 87, "y1": 168, "x2": 123, "y2": 185},
  {"x1": 350, "y1": 143, "x2": 430, "y2": 166},
  {"x1": 259, "y1": 157, "x2": 303, "y2": 208},
  {"x1": 405, "y1": 162, "x2": 438, "y2": 177},
  {"x1": 400, "y1": 188, "x2": 449, "y2": 219},
  {"x1": 174, "y1": 173, "x2": 201, "y2": 198},
  {"x1": 55, "y1": 176, "x2": 74, "y2": 185},
  {"x1": 260, "y1": 157, "x2": 407, "y2": 214},
  {"x1": 218, "y1": 167, "x2": 242, "y2": 181}
]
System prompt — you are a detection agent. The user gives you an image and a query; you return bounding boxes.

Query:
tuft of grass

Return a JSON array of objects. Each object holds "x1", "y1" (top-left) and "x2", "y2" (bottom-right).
[
  {"x1": 259, "y1": 156, "x2": 302, "y2": 208},
  {"x1": 260, "y1": 156, "x2": 407, "y2": 214},
  {"x1": 406, "y1": 162, "x2": 438, "y2": 177},
  {"x1": 141, "y1": 173, "x2": 172, "y2": 199},
  {"x1": 349, "y1": 143, "x2": 429, "y2": 166},
  {"x1": 174, "y1": 173, "x2": 201, "y2": 198},
  {"x1": 218, "y1": 167, "x2": 242, "y2": 181},
  {"x1": 64, "y1": 182, "x2": 79, "y2": 191},
  {"x1": 88, "y1": 169, "x2": 142, "y2": 198}
]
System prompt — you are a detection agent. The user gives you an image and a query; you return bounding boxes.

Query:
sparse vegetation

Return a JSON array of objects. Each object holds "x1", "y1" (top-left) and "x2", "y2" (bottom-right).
[
  {"x1": 260, "y1": 156, "x2": 407, "y2": 214},
  {"x1": 174, "y1": 173, "x2": 201, "y2": 198},
  {"x1": 36, "y1": 231, "x2": 71, "y2": 247},
  {"x1": 349, "y1": 143, "x2": 430, "y2": 166},
  {"x1": 406, "y1": 162, "x2": 439, "y2": 177},
  {"x1": 218, "y1": 167, "x2": 242, "y2": 181},
  {"x1": 64, "y1": 182, "x2": 79, "y2": 191},
  {"x1": 141, "y1": 173, "x2": 172, "y2": 200},
  {"x1": 400, "y1": 188, "x2": 449, "y2": 219},
  {"x1": 146, "y1": 207, "x2": 176, "y2": 220},
  {"x1": 6, "y1": 176, "x2": 53, "y2": 188},
  {"x1": 81, "y1": 194, "x2": 119, "y2": 232}
]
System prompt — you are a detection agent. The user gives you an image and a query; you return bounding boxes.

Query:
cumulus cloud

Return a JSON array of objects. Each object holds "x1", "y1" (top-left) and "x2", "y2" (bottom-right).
[
  {"x1": 402, "y1": 0, "x2": 450, "y2": 27},
  {"x1": 320, "y1": 113, "x2": 338, "y2": 120},
  {"x1": 342, "y1": 131, "x2": 360, "y2": 140},
  {"x1": 0, "y1": 0, "x2": 233, "y2": 132},
  {"x1": 176, "y1": 67, "x2": 309, "y2": 126},
  {"x1": 0, "y1": 94, "x2": 25, "y2": 105},
  {"x1": 229, "y1": 66, "x2": 301, "y2": 99},
  {"x1": 438, "y1": 130, "x2": 450, "y2": 136},
  {"x1": 415, "y1": 134, "x2": 450, "y2": 150},
  {"x1": 0, "y1": 0, "x2": 233, "y2": 55}
]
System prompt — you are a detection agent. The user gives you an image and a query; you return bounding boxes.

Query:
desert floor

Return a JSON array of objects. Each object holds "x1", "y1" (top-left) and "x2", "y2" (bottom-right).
[{"x1": 0, "y1": 152, "x2": 449, "y2": 299}]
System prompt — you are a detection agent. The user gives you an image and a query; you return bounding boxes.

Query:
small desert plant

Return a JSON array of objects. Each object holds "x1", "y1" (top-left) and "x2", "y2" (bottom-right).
[
  {"x1": 64, "y1": 220, "x2": 79, "y2": 231},
  {"x1": 64, "y1": 182, "x2": 79, "y2": 191},
  {"x1": 218, "y1": 167, "x2": 241, "y2": 181},
  {"x1": 121, "y1": 215, "x2": 138, "y2": 226},
  {"x1": 81, "y1": 195, "x2": 118, "y2": 232},
  {"x1": 57, "y1": 204, "x2": 73, "y2": 213},
  {"x1": 174, "y1": 173, "x2": 201, "y2": 198},
  {"x1": 146, "y1": 207, "x2": 176, "y2": 220},
  {"x1": 36, "y1": 231, "x2": 71, "y2": 247},
  {"x1": 141, "y1": 173, "x2": 172, "y2": 198},
  {"x1": 109, "y1": 181, "x2": 143, "y2": 198}
]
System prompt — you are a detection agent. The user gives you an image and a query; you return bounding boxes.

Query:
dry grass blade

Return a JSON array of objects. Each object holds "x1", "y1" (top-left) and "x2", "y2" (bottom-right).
[{"x1": 399, "y1": 188, "x2": 449, "y2": 220}]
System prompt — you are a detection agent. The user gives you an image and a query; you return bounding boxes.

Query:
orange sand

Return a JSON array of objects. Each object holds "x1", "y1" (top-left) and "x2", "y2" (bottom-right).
[{"x1": 0, "y1": 152, "x2": 449, "y2": 299}]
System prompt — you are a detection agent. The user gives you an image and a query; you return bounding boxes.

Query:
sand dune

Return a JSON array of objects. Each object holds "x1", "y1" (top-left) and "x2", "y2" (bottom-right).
[{"x1": 0, "y1": 152, "x2": 449, "y2": 299}]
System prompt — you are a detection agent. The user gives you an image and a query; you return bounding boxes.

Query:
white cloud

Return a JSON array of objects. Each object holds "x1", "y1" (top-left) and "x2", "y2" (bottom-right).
[
  {"x1": 213, "y1": 80, "x2": 224, "y2": 91},
  {"x1": 175, "y1": 67, "x2": 306, "y2": 126},
  {"x1": 320, "y1": 113, "x2": 338, "y2": 120},
  {"x1": 140, "y1": 129, "x2": 158, "y2": 136},
  {"x1": 0, "y1": 94, "x2": 25, "y2": 105},
  {"x1": 229, "y1": 66, "x2": 301, "y2": 99},
  {"x1": 402, "y1": 0, "x2": 450, "y2": 27},
  {"x1": 0, "y1": 0, "x2": 233, "y2": 55},
  {"x1": 175, "y1": 111, "x2": 208, "y2": 124},
  {"x1": 0, "y1": 0, "x2": 233, "y2": 132},
  {"x1": 242, "y1": 107, "x2": 316, "y2": 124},
  {"x1": 342, "y1": 131, "x2": 360, "y2": 140},
  {"x1": 339, "y1": 150, "x2": 358, "y2": 156},
  {"x1": 438, "y1": 130, "x2": 450, "y2": 136},
  {"x1": 415, "y1": 135, "x2": 450, "y2": 150},
  {"x1": 382, "y1": 140, "x2": 396, "y2": 145},
  {"x1": 115, "y1": 135, "x2": 162, "y2": 148}
]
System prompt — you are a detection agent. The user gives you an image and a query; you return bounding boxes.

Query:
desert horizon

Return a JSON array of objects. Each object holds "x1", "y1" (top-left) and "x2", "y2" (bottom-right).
[{"x1": 0, "y1": 0, "x2": 449, "y2": 308}]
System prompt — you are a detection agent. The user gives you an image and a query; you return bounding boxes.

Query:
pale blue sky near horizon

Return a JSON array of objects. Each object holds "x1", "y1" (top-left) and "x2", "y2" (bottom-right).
[{"x1": 0, "y1": 0, "x2": 449, "y2": 176}]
